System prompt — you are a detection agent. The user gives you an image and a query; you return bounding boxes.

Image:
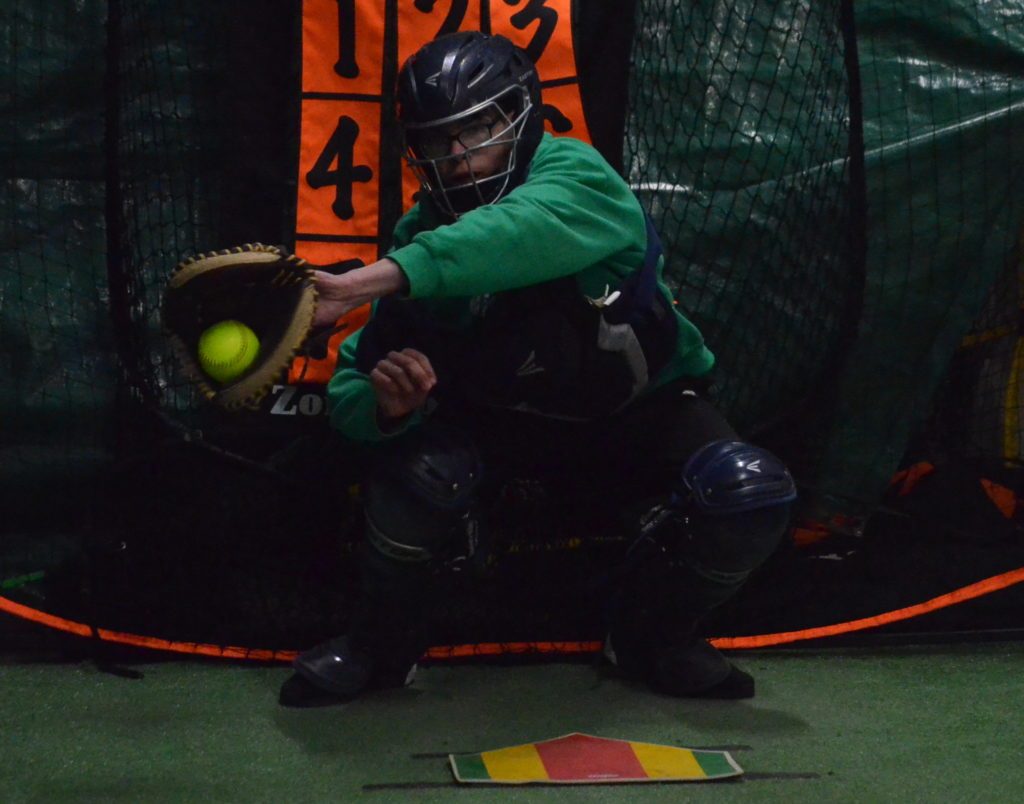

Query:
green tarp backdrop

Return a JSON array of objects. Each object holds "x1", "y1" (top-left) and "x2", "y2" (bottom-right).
[{"x1": 3, "y1": 0, "x2": 1023, "y2": 648}]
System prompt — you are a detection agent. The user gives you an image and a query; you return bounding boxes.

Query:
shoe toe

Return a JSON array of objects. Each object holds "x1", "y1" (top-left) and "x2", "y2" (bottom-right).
[
  {"x1": 654, "y1": 639, "x2": 755, "y2": 699},
  {"x1": 278, "y1": 672, "x2": 352, "y2": 708}
]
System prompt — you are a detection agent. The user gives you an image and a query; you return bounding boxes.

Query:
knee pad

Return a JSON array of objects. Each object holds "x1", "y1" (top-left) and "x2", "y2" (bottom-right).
[
  {"x1": 616, "y1": 441, "x2": 794, "y2": 620},
  {"x1": 682, "y1": 439, "x2": 796, "y2": 515},
  {"x1": 378, "y1": 423, "x2": 483, "y2": 512},
  {"x1": 678, "y1": 440, "x2": 796, "y2": 586},
  {"x1": 364, "y1": 424, "x2": 484, "y2": 565}
]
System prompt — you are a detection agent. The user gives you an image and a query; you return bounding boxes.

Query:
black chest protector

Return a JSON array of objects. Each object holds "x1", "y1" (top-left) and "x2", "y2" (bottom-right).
[{"x1": 356, "y1": 215, "x2": 678, "y2": 421}]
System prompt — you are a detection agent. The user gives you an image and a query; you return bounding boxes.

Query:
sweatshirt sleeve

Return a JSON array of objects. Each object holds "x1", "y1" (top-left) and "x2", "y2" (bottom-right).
[
  {"x1": 388, "y1": 135, "x2": 645, "y2": 298},
  {"x1": 325, "y1": 305, "x2": 424, "y2": 443}
]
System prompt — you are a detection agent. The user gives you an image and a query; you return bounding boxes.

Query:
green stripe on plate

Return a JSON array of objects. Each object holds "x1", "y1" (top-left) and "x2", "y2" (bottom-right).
[
  {"x1": 695, "y1": 750, "x2": 741, "y2": 778},
  {"x1": 451, "y1": 754, "x2": 490, "y2": 781}
]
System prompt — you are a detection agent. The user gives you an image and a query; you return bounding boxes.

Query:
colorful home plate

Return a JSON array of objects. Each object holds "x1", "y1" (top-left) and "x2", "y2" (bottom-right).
[{"x1": 449, "y1": 732, "x2": 743, "y2": 784}]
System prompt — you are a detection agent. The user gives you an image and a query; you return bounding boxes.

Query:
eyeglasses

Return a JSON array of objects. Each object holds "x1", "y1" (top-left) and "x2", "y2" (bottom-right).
[{"x1": 410, "y1": 117, "x2": 507, "y2": 160}]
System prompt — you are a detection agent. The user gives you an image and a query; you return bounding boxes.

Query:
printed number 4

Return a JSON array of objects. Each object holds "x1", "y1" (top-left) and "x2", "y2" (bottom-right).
[{"x1": 307, "y1": 116, "x2": 374, "y2": 221}]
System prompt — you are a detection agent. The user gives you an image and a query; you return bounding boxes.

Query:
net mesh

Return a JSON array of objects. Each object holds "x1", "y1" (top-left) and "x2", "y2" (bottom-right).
[
  {"x1": 626, "y1": 0, "x2": 862, "y2": 469},
  {"x1": 3, "y1": 0, "x2": 1024, "y2": 657}
]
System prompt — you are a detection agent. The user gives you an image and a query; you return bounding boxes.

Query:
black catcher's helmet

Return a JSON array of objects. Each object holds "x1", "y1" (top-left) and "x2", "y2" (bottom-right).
[{"x1": 397, "y1": 31, "x2": 544, "y2": 218}]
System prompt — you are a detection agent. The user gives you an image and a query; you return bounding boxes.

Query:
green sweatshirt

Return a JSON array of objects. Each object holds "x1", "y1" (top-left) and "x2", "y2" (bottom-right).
[{"x1": 327, "y1": 133, "x2": 714, "y2": 442}]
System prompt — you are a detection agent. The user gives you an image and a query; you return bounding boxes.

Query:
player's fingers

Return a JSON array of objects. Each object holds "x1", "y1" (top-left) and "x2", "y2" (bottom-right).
[
  {"x1": 369, "y1": 366, "x2": 398, "y2": 396},
  {"x1": 372, "y1": 359, "x2": 417, "y2": 396},
  {"x1": 388, "y1": 349, "x2": 437, "y2": 389},
  {"x1": 399, "y1": 348, "x2": 436, "y2": 377},
  {"x1": 371, "y1": 370, "x2": 416, "y2": 419}
]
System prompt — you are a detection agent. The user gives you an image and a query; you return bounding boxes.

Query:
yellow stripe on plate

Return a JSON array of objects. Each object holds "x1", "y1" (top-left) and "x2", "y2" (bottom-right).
[
  {"x1": 481, "y1": 742, "x2": 549, "y2": 781},
  {"x1": 630, "y1": 742, "x2": 706, "y2": 779}
]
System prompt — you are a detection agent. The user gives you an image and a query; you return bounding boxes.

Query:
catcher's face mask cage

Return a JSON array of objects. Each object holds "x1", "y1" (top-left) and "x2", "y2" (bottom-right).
[{"x1": 402, "y1": 87, "x2": 532, "y2": 218}]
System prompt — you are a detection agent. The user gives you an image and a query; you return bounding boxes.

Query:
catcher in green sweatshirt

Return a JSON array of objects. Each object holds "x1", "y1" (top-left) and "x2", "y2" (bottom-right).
[
  {"x1": 326, "y1": 130, "x2": 714, "y2": 441},
  {"x1": 280, "y1": 31, "x2": 795, "y2": 709}
]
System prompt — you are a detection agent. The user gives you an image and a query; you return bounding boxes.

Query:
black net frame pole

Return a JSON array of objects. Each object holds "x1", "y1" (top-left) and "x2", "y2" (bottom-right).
[
  {"x1": 104, "y1": 0, "x2": 157, "y2": 415},
  {"x1": 837, "y1": 0, "x2": 868, "y2": 391},
  {"x1": 756, "y1": 0, "x2": 870, "y2": 491}
]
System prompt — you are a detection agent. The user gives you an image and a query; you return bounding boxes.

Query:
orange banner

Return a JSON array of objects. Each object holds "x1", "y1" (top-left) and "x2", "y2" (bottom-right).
[{"x1": 288, "y1": 0, "x2": 593, "y2": 392}]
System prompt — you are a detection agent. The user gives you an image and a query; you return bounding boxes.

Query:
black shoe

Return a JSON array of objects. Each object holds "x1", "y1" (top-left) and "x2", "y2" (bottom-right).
[
  {"x1": 279, "y1": 672, "x2": 355, "y2": 708},
  {"x1": 604, "y1": 632, "x2": 754, "y2": 699},
  {"x1": 278, "y1": 635, "x2": 417, "y2": 708},
  {"x1": 652, "y1": 639, "x2": 754, "y2": 699}
]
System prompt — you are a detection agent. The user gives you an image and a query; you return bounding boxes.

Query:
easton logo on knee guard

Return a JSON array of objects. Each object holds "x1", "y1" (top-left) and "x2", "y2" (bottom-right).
[
  {"x1": 386, "y1": 424, "x2": 484, "y2": 512},
  {"x1": 682, "y1": 440, "x2": 797, "y2": 514}
]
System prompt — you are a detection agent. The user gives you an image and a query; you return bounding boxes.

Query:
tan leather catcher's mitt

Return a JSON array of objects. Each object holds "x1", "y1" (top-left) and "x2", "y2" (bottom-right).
[{"x1": 162, "y1": 244, "x2": 317, "y2": 410}]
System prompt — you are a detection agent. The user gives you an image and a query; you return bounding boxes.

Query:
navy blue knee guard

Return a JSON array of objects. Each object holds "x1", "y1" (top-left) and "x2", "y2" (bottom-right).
[
  {"x1": 682, "y1": 439, "x2": 797, "y2": 515},
  {"x1": 364, "y1": 423, "x2": 484, "y2": 567},
  {"x1": 675, "y1": 439, "x2": 797, "y2": 610}
]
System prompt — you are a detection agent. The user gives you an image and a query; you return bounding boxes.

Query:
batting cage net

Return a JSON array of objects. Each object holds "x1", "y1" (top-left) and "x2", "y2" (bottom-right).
[{"x1": 3, "y1": 0, "x2": 1024, "y2": 661}]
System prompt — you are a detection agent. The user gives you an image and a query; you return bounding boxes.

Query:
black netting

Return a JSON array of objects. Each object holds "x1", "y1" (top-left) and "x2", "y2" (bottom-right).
[
  {"x1": 3, "y1": 1, "x2": 1024, "y2": 657},
  {"x1": 626, "y1": 0, "x2": 863, "y2": 482}
]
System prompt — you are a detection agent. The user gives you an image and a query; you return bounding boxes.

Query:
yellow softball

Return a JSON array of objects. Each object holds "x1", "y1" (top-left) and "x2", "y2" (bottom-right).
[{"x1": 197, "y1": 320, "x2": 260, "y2": 384}]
